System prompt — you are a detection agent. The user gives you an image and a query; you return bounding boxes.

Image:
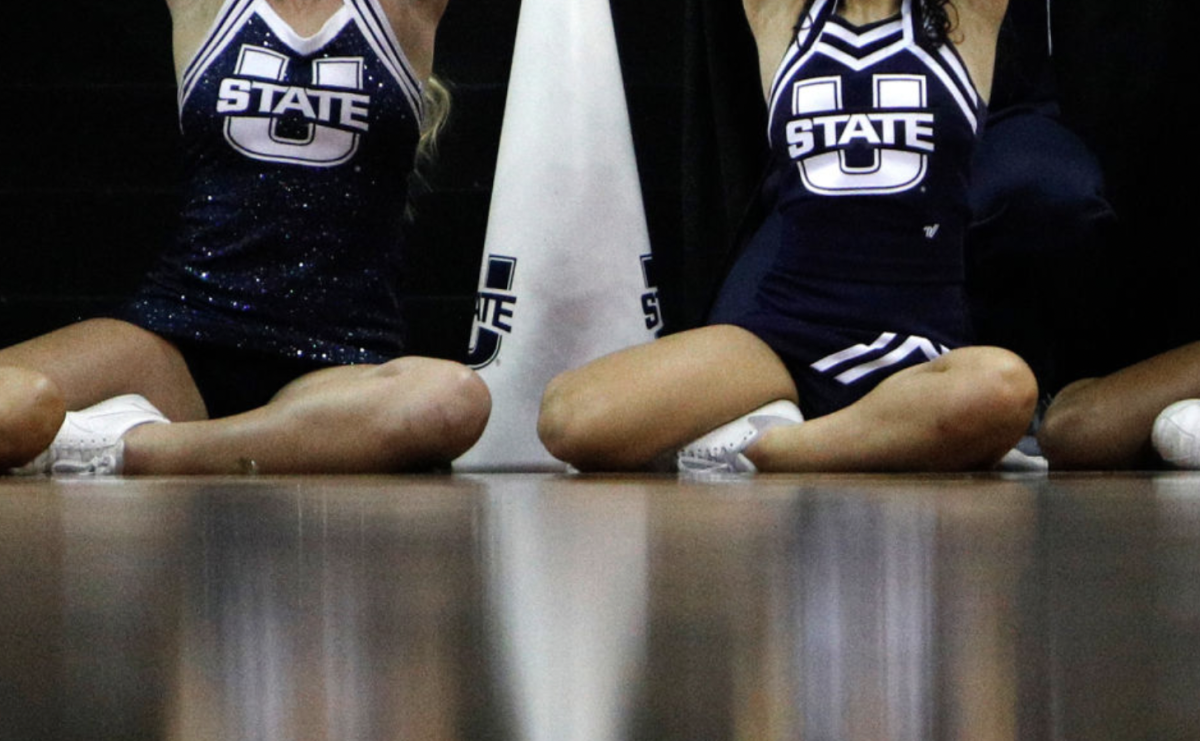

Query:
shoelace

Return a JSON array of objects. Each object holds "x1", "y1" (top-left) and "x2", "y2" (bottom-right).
[
  {"x1": 677, "y1": 446, "x2": 757, "y2": 474},
  {"x1": 675, "y1": 406, "x2": 803, "y2": 476},
  {"x1": 679, "y1": 455, "x2": 740, "y2": 473},
  {"x1": 677, "y1": 429, "x2": 761, "y2": 474},
  {"x1": 678, "y1": 432, "x2": 756, "y2": 459},
  {"x1": 8, "y1": 450, "x2": 51, "y2": 476}
]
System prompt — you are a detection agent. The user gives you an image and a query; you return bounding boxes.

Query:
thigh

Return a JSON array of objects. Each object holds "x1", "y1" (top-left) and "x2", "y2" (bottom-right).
[
  {"x1": 861, "y1": 345, "x2": 1038, "y2": 449},
  {"x1": 0, "y1": 319, "x2": 206, "y2": 421},
  {"x1": 725, "y1": 269, "x2": 972, "y2": 418},
  {"x1": 538, "y1": 324, "x2": 799, "y2": 469},
  {"x1": 267, "y1": 356, "x2": 471, "y2": 405},
  {"x1": 172, "y1": 340, "x2": 333, "y2": 419},
  {"x1": 749, "y1": 345, "x2": 1036, "y2": 472},
  {"x1": 261, "y1": 356, "x2": 491, "y2": 466},
  {"x1": 735, "y1": 305, "x2": 967, "y2": 419},
  {"x1": 266, "y1": 362, "x2": 379, "y2": 403}
]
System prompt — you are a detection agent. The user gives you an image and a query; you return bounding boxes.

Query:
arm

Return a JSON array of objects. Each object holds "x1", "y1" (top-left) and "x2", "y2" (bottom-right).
[
  {"x1": 377, "y1": 0, "x2": 450, "y2": 82},
  {"x1": 743, "y1": 0, "x2": 807, "y2": 99},
  {"x1": 952, "y1": 0, "x2": 1008, "y2": 101},
  {"x1": 164, "y1": 0, "x2": 225, "y2": 82}
]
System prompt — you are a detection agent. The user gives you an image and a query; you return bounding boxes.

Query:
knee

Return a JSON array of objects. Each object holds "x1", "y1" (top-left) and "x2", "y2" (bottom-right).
[
  {"x1": 437, "y1": 366, "x2": 493, "y2": 457},
  {"x1": 537, "y1": 371, "x2": 583, "y2": 464},
  {"x1": 967, "y1": 348, "x2": 1038, "y2": 428},
  {"x1": 1036, "y1": 401, "x2": 1079, "y2": 468},
  {"x1": 537, "y1": 370, "x2": 609, "y2": 467},
  {"x1": 375, "y1": 359, "x2": 492, "y2": 463},
  {"x1": 0, "y1": 368, "x2": 66, "y2": 468},
  {"x1": 940, "y1": 348, "x2": 1038, "y2": 462},
  {"x1": 1035, "y1": 379, "x2": 1102, "y2": 468}
]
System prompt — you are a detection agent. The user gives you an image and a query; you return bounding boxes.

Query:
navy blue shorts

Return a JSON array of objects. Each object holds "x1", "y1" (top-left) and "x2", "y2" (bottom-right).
[
  {"x1": 730, "y1": 305, "x2": 966, "y2": 419},
  {"x1": 709, "y1": 209, "x2": 971, "y2": 419}
]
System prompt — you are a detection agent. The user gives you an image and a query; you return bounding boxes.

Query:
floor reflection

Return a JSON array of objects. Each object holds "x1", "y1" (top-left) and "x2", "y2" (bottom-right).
[
  {"x1": 480, "y1": 477, "x2": 649, "y2": 741},
  {"x1": 634, "y1": 477, "x2": 1038, "y2": 741},
  {"x1": 1, "y1": 474, "x2": 1198, "y2": 740},
  {"x1": 165, "y1": 479, "x2": 499, "y2": 741},
  {"x1": 1152, "y1": 478, "x2": 1200, "y2": 741}
]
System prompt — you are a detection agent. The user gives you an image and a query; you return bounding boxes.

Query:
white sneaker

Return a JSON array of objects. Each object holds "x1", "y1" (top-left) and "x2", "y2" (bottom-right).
[
  {"x1": 677, "y1": 400, "x2": 804, "y2": 474},
  {"x1": 10, "y1": 394, "x2": 169, "y2": 476},
  {"x1": 1152, "y1": 399, "x2": 1200, "y2": 469}
]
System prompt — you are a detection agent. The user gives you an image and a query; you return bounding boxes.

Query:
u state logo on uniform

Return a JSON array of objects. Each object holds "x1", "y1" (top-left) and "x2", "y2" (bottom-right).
[
  {"x1": 216, "y1": 44, "x2": 372, "y2": 167},
  {"x1": 785, "y1": 73, "x2": 934, "y2": 196}
]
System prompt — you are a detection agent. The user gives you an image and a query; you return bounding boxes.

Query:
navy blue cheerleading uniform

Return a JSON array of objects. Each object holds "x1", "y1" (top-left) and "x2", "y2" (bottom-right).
[
  {"x1": 716, "y1": 0, "x2": 984, "y2": 418},
  {"x1": 119, "y1": 0, "x2": 423, "y2": 411}
]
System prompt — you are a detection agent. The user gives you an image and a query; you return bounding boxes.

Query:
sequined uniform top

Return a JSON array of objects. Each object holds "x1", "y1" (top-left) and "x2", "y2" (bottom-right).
[
  {"x1": 764, "y1": 0, "x2": 983, "y2": 290},
  {"x1": 121, "y1": 0, "x2": 423, "y2": 365}
]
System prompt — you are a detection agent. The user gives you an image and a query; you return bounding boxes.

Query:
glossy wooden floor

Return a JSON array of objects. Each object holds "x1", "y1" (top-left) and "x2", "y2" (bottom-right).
[{"x1": 2, "y1": 472, "x2": 1198, "y2": 741}]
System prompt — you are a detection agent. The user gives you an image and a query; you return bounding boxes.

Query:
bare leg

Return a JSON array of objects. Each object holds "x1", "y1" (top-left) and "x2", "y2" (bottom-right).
[
  {"x1": 538, "y1": 326, "x2": 1036, "y2": 472},
  {"x1": 1038, "y1": 341, "x2": 1200, "y2": 469},
  {"x1": 0, "y1": 319, "x2": 206, "y2": 420},
  {"x1": 0, "y1": 319, "x2": 206, "y2": 468},
  {"x1": 538, "y1": 325, "x2": 799, "y2": 470},
  {"x1": 746, "y1": 346, "x2": 1037, "y2": 472},
  {"x1": 122, "y1": 357, "x2": 490, "y2": 474},
  {"x1": 0, "y1": 368, "x2": 66, "y2": 468}
]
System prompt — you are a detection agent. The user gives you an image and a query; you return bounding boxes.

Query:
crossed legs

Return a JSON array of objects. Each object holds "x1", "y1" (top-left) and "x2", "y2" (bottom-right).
[
  {"x1": 0, "y1": 319, "x2": 490, "y2": 473},
  {"x1": 124, "y1": 357, "x2": 490, "y2": 474},
  {"x1": 538, "y1": 325, "x2": 1036, "y2": 472},
  {"x1": 0, "y1": 319, "x2": 203, "y2": 469}
]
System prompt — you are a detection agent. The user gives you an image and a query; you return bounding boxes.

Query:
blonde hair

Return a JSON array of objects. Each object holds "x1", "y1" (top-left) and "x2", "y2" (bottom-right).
[
  {"x1": 407, "y1": 75, "x2": 452, "y2": 218},
  {"x1": 417, "y1": 74, "x2": 452, "y2": 167}
]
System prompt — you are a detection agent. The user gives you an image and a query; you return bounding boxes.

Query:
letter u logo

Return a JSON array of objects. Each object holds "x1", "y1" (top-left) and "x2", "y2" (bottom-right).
[
  {"x1": 467, "y1": 256, "x2": 519, "y2": 370},
  {"x1": 223, "y1": 45, "x2": 365, "y2": 167},
  {"x1": 791, "y1": 74, "x2": 929, "y2": 195}
]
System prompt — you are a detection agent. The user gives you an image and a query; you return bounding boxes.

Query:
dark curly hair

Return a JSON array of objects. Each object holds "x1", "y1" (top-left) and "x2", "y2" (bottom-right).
[
  {"x1": 803, "y1": 0, "x2": 956, "y2": 47},
  {"x1": 920, "y1": 0, "x2": 954, "y2": 46}
]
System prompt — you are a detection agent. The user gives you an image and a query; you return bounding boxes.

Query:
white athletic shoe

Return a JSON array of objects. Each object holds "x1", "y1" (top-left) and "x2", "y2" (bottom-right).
[
  {"x1": 10, "y1": 394, "x2": 169, "y2": 476},
  {"x1": 677, "y1": 400, "x2": 804, "y2": 474},
  {"x1": 1152, "y1": 399, "x2": 1200, "y2": 469}
]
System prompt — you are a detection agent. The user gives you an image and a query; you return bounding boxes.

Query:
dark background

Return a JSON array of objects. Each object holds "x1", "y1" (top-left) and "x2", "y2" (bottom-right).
[
  {"x1": 0, "y1": 1, "x2": 1191, "y2": 389},
  {"x1": 0, "y1": 1, "x2": 686, "y2": 363}
]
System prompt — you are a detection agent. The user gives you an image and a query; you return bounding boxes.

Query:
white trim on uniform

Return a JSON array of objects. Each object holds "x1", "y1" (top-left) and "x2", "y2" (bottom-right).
[
  {"x1": 909, "y1": 44, "x2": 978, "y2": 131},
  {"x1": 255, "y1": 1, "x2": 354, "y2": 55},
  {"x1": 811, "y1": 332, "x2": 898, "y2": 372},
  {"x1": 767, "y1": 0, "x2": 834, "y2": 132},
  {"x1": 811, "y1": 332, "x2": 950, "y2": 386},
  {"x1": 349, "y1": 0, "x2": 424, "y2": 119},
  {"x1": 812, "y1": 34, "x2": 906, "y2": 73},
  {"x1": 901, "y1": 0, "x2": 979, "y2": 130},
  {"x1": 822, "y1": 16, "x2": 903, "y2": 48},
  {"x1": 180, "y1": 0, "x2": 257, "y2": 112},
  {"x1": 179, "y1": 0, "x2": 424, "y2": 123},
  {"x1": 768, "y1": 0, "x2": 982, "y2": 143}
]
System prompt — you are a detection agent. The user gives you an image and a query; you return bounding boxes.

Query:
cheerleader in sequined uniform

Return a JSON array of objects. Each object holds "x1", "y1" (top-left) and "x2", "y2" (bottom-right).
[{"x1": 0, "y1": 0, "x2": 489, "y2": 474}]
